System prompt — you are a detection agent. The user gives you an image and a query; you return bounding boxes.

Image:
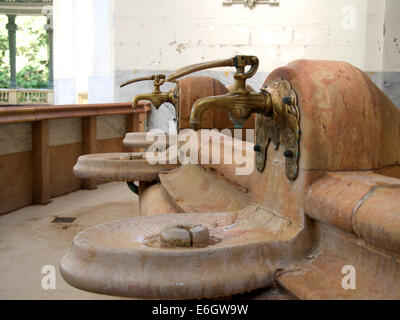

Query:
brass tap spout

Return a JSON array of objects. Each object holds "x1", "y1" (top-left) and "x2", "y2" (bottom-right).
[
  {"x1": 132, "y1": 91, "x2": 173, "y2": 109},
  {"x1": 169, "y1": 56, "x2": 301, "y2": 181},
  {"x1": 168, "y1": 55, "x2": 274, "y2": 129},
  {"x1": 190, "y1": 92, "x2": 269, "y2": 130},
  {"x1": 120, "y1": 74, "x2": 176, "y2": 109}
]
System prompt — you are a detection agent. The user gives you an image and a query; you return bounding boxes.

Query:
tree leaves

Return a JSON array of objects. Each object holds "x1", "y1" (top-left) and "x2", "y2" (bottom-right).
[{"x1": 0, "y1": 15, "x2": 49, "y2": 89}]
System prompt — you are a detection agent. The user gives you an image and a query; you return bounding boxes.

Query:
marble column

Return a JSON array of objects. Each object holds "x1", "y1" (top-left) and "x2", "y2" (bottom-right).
[
  {"x1": 6, "y1": 14, "x2": 17, "y2": 89},
  {"x1": 45, "y1": 16, "x2": 54, "y2": 89},
  {"x1": 89, "y1": 0, "x2": 114, "y2": 103},
  {"x1": 53, "y1": 0, "x2": 76, "y2": 104}
]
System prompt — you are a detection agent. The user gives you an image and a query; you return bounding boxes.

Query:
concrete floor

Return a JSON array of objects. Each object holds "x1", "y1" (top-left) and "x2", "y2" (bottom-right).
[{"x1": 0, "y1": 182, "x2": 139, "y2": 300}]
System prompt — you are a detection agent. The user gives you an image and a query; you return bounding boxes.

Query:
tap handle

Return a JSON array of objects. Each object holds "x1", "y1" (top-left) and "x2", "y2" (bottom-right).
[
  {"x1": 167, "y1": 55, "x2": 259, "y2": 81},
  {"x1": 233, "y1": 55, "x2": 259, "y2": 79},
  {"x1": 120, "y1": 74, "x2": 166, "y2": 91}
]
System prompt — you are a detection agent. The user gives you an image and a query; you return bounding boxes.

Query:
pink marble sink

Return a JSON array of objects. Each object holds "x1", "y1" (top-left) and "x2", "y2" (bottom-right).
[
  {"x1": 73, "y1": 153, "x2": 178, "y2": 182},
  {"x1": 60, "y1": 205, "x2": 310, "y2": 299}
]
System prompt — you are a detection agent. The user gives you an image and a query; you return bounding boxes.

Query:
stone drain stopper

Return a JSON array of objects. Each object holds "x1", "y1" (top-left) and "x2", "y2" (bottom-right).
[{"x1": 160, "y1": 223, "x2": 210, "y2": 248}]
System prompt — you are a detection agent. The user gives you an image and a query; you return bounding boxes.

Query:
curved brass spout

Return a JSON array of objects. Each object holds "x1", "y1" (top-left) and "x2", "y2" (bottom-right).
[
  {"x1": 167, "y1": 55, "x2": 265, "y2": 129},
  {"x1": 190, "y1": 92, "x2": 270, "y2": 129},
  {"x1": 120, "y1": 74, "x2": 176, "y2": 109},
  {"x1": 167, "y1": 55, "x2": 259, "y2": 84},
  {"x1": 168, "y1": 55, "x2": 266, "y2": 129},
  {"x1": 120, "y1": 75, "x2": 155, "y2": 88},
  {"x1": 132, "y1": 91, "x2": 175, "y2": 109},
  {"x1": 167, "y1": 57, "x2": 236, "y2": 81},
  {"x1": 170, "y1": 56, "x2": 301, "y2": 180}
]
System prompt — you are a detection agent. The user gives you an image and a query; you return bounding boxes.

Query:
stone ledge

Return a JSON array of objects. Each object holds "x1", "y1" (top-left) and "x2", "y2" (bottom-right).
[{"x1": 0, "y1": 101, "x2": 151, "y2": 124}]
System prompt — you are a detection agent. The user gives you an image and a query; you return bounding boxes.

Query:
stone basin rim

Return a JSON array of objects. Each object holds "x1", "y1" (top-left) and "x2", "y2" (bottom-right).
[
  {"x1": 123, "y1": 132, "x2": 174, "y2": 148},
  {"x1": 73, "y1": 152, "x2": 179, "y2": 181},
  {"x1": 62, "y1": 211, "x2": 295, "y2": 257},
  {"x1": 59, "y1": 209, "x2": 297, "y2": 299}
]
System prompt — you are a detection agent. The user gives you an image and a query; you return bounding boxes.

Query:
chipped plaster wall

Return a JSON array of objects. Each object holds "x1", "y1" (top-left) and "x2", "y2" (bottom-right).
[
  {"x1": 111, "y1": 0, "x2": 399, "y2": 131},
  {"x1": 367, "y1": 0, "x2": 400, "y2": 108}
]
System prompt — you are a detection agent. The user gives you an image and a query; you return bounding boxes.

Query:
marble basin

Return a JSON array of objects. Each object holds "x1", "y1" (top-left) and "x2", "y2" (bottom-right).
[
  {"x1": 60, "y1": 205, "x2": 309, "y2": 299},
  {"x1": 123, "y1": 132, "x2": 174, "y2": 149},
  {"x1": 73, "y1": 152, "x2": 178, "y2": 182}
]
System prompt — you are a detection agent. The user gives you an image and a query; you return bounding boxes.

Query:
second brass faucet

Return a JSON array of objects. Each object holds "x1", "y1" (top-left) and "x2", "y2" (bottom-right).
[
  {"x1": 167, "y1": 55, "x2": 295, "y2": 132},
  {"x1": 120, "y1": 74, "x2": 177, "y2": 109}
]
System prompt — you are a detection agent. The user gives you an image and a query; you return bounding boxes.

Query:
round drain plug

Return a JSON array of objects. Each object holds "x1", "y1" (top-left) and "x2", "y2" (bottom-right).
[
  {"x1": 160, "y1": 223, "x2": 210, "y2": 248},
  {"x1": 161, "y1": 227, "x2": 191, "y2": 247}
]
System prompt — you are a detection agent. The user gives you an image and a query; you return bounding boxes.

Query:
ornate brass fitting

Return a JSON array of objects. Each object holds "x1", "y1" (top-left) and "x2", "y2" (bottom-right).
[
  {"x1": 120, "y1": 74, "x2": 177, "y2": 109},
  {"x1": 168, "y1": 55, "x2": 301, "y2": 180},
  {"x1": 256, "y1": 78, "x2": 300, "y2": 181},
  {"x1": 168, "y1": 55, "x2": 267, "y2": 129}
]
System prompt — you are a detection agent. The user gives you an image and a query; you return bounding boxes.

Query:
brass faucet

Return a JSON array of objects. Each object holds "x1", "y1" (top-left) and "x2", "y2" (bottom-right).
[
  {"x1": 167, "y1": 55, "x2": 291, "y2": 130},
  {"x1": 168, "y1": 55, "x2": 301, "y2": 181},
  {"x1": 120, "y1": 74, "x2": 177, "y2": 109}
]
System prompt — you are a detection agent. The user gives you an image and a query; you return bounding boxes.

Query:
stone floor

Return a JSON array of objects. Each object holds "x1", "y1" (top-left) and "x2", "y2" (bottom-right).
[{"x1": 0, "y1": 182, "x2": 139, "y2": 300}]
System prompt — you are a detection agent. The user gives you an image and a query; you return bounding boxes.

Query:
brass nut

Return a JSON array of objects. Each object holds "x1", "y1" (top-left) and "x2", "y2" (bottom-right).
[{"x1": 160, "y1": 223, "x2": 210, "y2": 248}]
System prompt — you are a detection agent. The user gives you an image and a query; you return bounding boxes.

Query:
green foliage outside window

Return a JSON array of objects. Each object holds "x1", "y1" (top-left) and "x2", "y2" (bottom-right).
[
  {"x1": 0, "y1": 16, "x2": 9, "y2": 88},
  {"x1": 0, "y1": 15, "x2": 49, "y2": 89}
]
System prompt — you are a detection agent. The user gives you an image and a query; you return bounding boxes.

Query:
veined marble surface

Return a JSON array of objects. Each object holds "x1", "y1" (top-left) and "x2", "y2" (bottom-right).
[
  {"x1": 96, "y1": 115, "x2": 126, "y2": 140},
  {"x1": 0, "y1": 123, "x2": 32, "y2": 155},
  {"x1": 49, "y1": 118, "x2": 82, "y2": 147}
]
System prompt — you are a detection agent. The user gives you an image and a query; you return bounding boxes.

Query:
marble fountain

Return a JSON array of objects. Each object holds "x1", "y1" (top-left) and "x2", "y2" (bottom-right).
[{"x1": 61, "y1": 56, "x2": 400, "y2": 300}]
